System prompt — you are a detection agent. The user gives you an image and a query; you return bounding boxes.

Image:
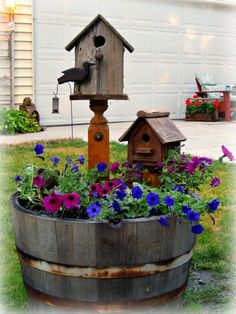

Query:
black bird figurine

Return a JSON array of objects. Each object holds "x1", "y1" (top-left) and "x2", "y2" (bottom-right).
[{"x1": 57, "y1": 61, "x2": 95, "y2": 85}]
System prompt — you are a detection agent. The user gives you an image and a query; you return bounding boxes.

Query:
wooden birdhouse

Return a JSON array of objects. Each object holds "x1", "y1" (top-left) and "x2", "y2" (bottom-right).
[
  {"x1": 119, "y1": 111, "x2": 186, "y2": 168},
  {"x1": 65, "y1": 14, "x2": 134, "y2": 97}
]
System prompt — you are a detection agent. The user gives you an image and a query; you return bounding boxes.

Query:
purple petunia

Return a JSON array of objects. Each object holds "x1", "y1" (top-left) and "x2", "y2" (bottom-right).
[
  {"x1": 33, "y1": 176, "x2": 44, "y2": 189},
  {"x1": 172, "y1": 185, "x2": 184, "y2": 193},
  {"x1": 146, "y1": 192, "x2": 160, "y2": 206},
  {"x1": 112, "y1": 200, "x2": 121, "y2": 212},
  {"x1": 72, "y1": 164, "x2": 79, "y2": 172},
  {"x1": 182, "y1": 205, "x2": 191, "y2": 214},
  {"x1": 208, "y1": 199, "x2": 220, "y2": 212},
  {"x1": 86, "y1": 202, "x2": 101, "y2": 218},
  {"x1": 163, "y1": 195, "x2": 174, "y2": 207},
  {"x1": 116, "y1": 189, "x2": 126, "y2": 201},
  {"x1": 78, "y1": 155, "x2": 85, "y2": 164},
  {"x1": 97, "y1": 162, "x2": 108, "y2": 173},
  {"x1": 158, "y1": 216, "x2": 168, "y2": 227},
  {"x1": 62, "y1": 193, "x2": 80, "y2": 209},
  {"x1": 50, "y1": 157, "x2": 60, "y2": 166},
  {"x1": 187, "y1": 210, "x2": 200, "y2": 222},
  {"x1": 34, "y1": 143, "x2": 44, "y2": 155},
  {"x1": 221, "y1": 145, "x2": 235, "y2": 161},
  {"x1": 210, "y1": 177, "x2": 221, "y2": 188},
  {"x1": 43, "y1": 192, "x2": 63, "y2": 213},
  {"x1": 131, "y1": 186, "x2": 143, "y2": 199},
  {"x1": 191, "y1": 224, "x2": 204, "y2": 234}
]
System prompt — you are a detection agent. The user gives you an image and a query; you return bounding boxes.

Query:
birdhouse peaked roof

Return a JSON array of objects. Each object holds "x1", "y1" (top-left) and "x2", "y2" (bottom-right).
[
  {"x1": 65, "y1": 14, "x2": 134, "y2": 53},
  {"x1": 119, "y1": 115, "x2": 186, "y2": 144}
]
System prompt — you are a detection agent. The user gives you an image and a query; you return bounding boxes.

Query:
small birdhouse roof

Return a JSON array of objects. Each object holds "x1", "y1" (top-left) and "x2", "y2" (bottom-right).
[
  {"x1": 119, "y1": 111, "x2": 186, "y2": 144},
  {"x1": 65, "y1": 14, "x2": 134, "y2": 53}
]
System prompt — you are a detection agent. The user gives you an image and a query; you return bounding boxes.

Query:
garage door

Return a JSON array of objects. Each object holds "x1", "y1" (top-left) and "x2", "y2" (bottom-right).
[{"x1": 33, "y1": 0, "x2": 236, "y2": 126}]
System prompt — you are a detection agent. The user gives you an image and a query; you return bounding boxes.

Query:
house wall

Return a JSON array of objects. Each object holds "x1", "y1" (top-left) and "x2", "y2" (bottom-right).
[{"x1": 0, "y1": 0, "x2": 33, "y2": 109}]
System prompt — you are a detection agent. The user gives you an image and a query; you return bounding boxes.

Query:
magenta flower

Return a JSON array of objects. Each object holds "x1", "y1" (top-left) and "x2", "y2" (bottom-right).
[
  {"x1": 43, "y1": 193, "x2": 62, "y2": 213},
  {"x1": 211, "y1": 177, "x2": 221, "y2": 188},
  {"x1": 33, "y1": 176, "x2": 44, "y2": 189},
  {"x1": 221, "y1": 145, "x2": 235, "y2": 161},
  {"x1": 109, "y1": 162, "x2": 119, "y2": 173},
  {"x1": 62, "y1": 193, "x2": 80, "y2": 209}
]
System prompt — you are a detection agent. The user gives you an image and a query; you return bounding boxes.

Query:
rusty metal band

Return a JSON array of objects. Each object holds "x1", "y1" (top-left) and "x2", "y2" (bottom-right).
[
  {"x1": 25, "y1": 282, "x2": 187, "y2": 310},
  {"x1": 18, "y1": 248, "x2": 193, "y2": 279}
]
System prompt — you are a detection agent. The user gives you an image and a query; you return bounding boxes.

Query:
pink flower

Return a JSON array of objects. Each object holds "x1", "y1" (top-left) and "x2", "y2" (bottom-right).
[
  {"x1": 43, "y1": 192, "x2": 62, "y2": 213},
  {"x1": 89, "y1": 183, "x2": 103, "y2": 197},
  {"x1": 211, "y1": 177, "x2": 221, "y2": 188},
  {"x1": 109, "y1": 162, "x2": 119, "y2": 173},
  {"x1": 62, "y1": 193, "x2": 80, "y2": 209},
  {"x1": 33, "y1": 176, "x2": 44, "y2": 189},
  {"x1": 222, "y1": 145, "x2": 235, "y2": 161}
]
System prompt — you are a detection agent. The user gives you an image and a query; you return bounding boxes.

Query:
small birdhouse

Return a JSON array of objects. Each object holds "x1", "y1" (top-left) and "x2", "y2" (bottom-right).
[
  {"x1": 119, "y1": 111, "x2": 186, "y2": 168},
  {"x1": 65, "y1": 14, "x2": 134, "y2": 97}
]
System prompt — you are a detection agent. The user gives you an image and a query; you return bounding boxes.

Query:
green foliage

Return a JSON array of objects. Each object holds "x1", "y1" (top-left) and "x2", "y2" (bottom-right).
[
  {"x1": 0, "y1": 141, "x2": 235, "y2": 311},
  {"x1": 160, "y1": 149, "x2": 216, "y2": 192},
  {"x1": 0, "y1": 108, "x2": 40, "y2": 134}
]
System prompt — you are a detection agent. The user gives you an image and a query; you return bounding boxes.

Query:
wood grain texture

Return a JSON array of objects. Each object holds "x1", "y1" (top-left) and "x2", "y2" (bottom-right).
[{"x1": 11, "y1": 193, "x2": 196, "y2": 306}]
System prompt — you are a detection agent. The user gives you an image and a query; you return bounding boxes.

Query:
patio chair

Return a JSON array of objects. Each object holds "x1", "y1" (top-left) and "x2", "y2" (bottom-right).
[{"x1": 195, "y1": 72, "x2": 236, "y2": 121}]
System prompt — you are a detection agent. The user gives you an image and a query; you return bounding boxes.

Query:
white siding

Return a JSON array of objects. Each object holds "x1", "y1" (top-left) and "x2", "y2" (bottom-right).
[
  {"x1": 0, "y1": 0, "x2": 33, "y2": 108},
  {"x1": 33, "y1": 0, "x2": 236, "y2": 125}
]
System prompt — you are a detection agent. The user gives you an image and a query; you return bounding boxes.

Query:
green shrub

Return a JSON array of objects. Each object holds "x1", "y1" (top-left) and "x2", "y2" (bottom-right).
[{"x1": 0, "y1": 109, "x2": 40, "y2": 134}]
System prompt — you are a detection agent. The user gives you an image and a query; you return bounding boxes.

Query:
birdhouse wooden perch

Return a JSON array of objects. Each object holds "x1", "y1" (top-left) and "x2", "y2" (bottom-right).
[
  {"x1": 119, "y1": 111, "x2": 186, "y2": 169},
  {"x1": 65, "y1": 14, "x2": 134, "y2": 98}
]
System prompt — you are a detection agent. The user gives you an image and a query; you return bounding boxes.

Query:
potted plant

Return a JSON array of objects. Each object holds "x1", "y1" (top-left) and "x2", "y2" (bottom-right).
[
  {"x1": 185, "y1": 95, "x2": 221, "y2": 122},
  {"x1": 10, "y1": 143, "x2": 234, "y2": 312}
]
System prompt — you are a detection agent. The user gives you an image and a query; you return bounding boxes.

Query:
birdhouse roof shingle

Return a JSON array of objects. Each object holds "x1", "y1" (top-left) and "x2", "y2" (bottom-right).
[
  {"x1": 119, "y1": 116, "x2": 186, "y2": 144},
  {"x1": 65, "y1": 14, "x2": 134, "y2": 53}
]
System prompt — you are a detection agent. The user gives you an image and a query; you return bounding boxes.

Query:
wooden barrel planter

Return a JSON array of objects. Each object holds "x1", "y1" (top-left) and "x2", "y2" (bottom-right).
[{"x1": 11, "y1": 193, "x2": 196, "y2": 313}]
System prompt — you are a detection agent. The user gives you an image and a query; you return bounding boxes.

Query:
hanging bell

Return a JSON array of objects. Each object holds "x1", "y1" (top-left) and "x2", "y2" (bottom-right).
[{"x1": 52, "y1": 95, "x2": 59, "y2": 113}]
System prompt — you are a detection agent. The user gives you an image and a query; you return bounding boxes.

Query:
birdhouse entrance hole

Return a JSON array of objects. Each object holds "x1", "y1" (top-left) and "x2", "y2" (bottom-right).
[
  {"x1": 142, "y1": 133, "x2": 150, "y2": 142},
  {"x1": 94, "y1": 36, "x2": 105, "y2": 47}
]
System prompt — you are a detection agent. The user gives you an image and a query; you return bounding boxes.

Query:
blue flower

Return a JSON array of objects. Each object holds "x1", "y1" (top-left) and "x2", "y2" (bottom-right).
[
  {"x1": 182, "y1": 205, "x2": 191, "y2": 214},
  {"x1": 187, "y1": 210, "x2": 200, "y2": 222},
  {"x1": 191, "y1": 224, "x2": 204, "y2": 234},
  {"x1": 50, "y1": 157, "x2": 60, "y2": 166},
  {"x1": 112, "y1": 200, "x2": 121, "y2": 212},
  {"x1": 158, "y1": 216, "x2": 168, "y2": 227},
  {"x1": 116, "y1": 190, "x2": 126, "y2": 201},
  {"x1": 146, "y1": 192, "x2": 160, "y2": 206},
  {"x1": 86, "y1": 202, "x2": 101, "y2": 218},
  {"x1": 34, "y1": 143, "x2": 44, "y2": 155},
  {"x1": 15, "y1": 175, "x2": 21, "y2": 183},
  {"x1": 131, "y1": 186, "x2": 143, "y2": 199},
  {"x1": 208, "y1": 199, "x2": 220, "y2": 212},
  {"x1": 78, "y1": 155, "x2": 85, "y2": 165},
  {"x1": 97, "y1": 162, "x2": 108, "y2": 173},
  {"x1": 172, "y1": 185, "x2": 184, "y2": 193},
  {"x1": 163, "y1": 195, "x2": 174, "y2": 207},
  {"x1": 72, "y1": 164, "x2": 79, "y2": 172}
]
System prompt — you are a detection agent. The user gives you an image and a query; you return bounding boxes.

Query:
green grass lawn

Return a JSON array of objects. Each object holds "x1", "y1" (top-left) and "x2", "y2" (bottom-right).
[{"x1": 0, "y1": 140, "x2": 235, "y2": 313}]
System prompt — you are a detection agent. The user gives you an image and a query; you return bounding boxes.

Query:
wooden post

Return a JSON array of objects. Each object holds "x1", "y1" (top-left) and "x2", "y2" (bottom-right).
[{"x1": 88, "y1": 99, "x2": 109, "y2": 169}]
